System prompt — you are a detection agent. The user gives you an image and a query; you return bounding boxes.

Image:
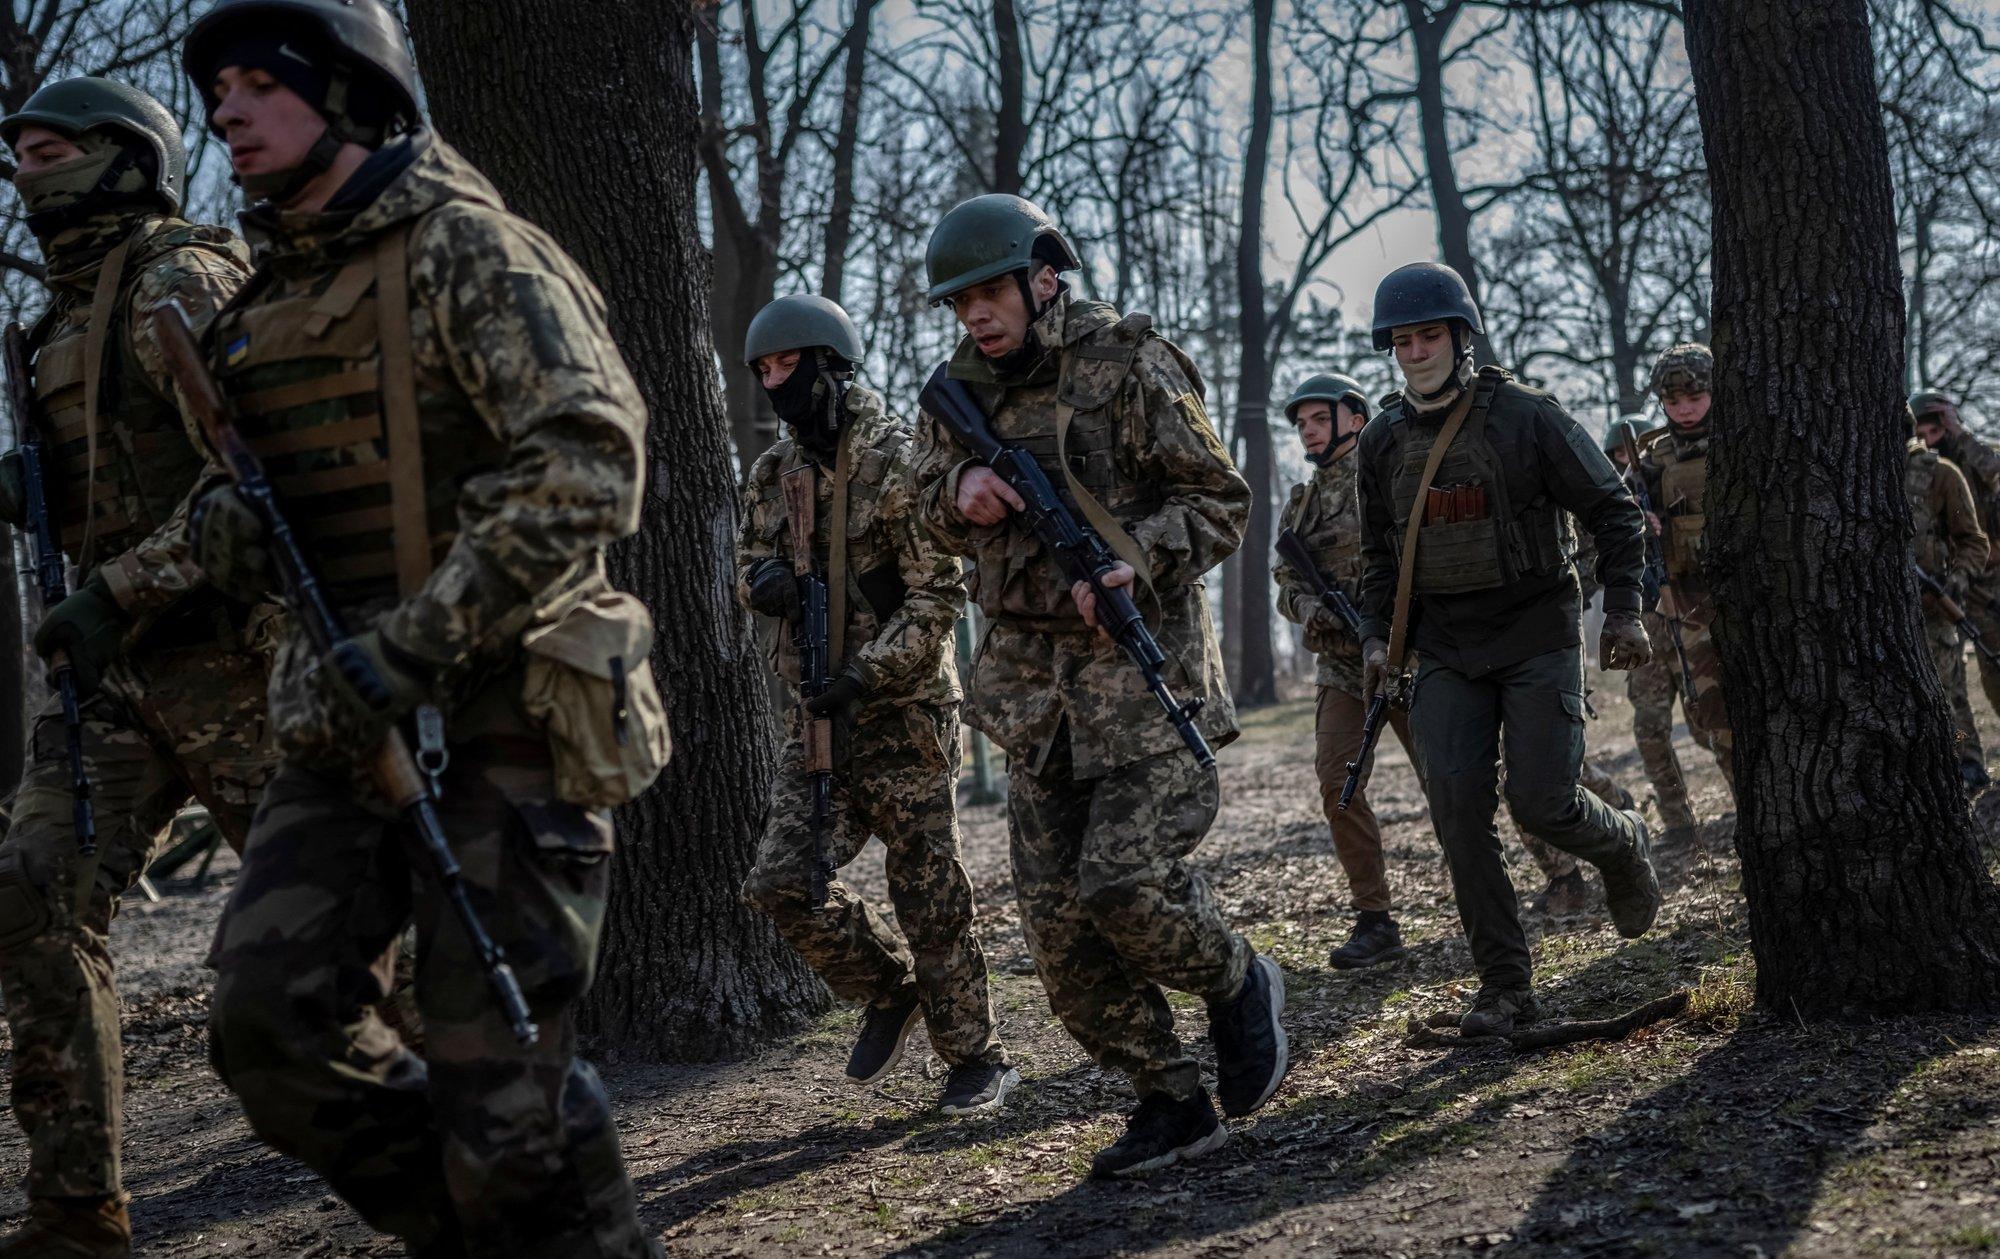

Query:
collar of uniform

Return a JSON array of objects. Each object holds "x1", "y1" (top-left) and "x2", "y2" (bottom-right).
[
  {"x1": 946, "y1": 293, "x2": 1122, "y2": 387},
  {"x1": 42, "y1": 209, "x2": 159, "y2": 292},
  {"x1": 1670, "y1": 428, "x2": 1711, "y2": 458}
]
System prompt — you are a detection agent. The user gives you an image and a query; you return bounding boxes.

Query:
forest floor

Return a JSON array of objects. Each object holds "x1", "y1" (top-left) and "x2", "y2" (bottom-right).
[{"x1": 6, "y1": 672, "x2": 2000, "y2": 1257}]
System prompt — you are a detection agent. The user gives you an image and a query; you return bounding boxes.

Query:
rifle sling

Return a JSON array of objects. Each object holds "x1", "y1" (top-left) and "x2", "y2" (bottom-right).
[
  {"x1": 1054, "y1": 342, "x2": 1155, "y2": 594},
  {"x1": 76, "y1": 228, "x2": 142, "y2": 570},
  {"x1": 1386, "y1": 386, "x2": 1479, "y2": 672},
  {"x1": 828, "y1": 419, "x2": 852, "y2": 668}
]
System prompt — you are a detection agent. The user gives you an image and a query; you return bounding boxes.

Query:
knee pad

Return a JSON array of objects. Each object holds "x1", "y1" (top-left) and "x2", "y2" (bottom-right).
[{"x1": 0, "y1": 847, "x2": 51, "y2": 955}]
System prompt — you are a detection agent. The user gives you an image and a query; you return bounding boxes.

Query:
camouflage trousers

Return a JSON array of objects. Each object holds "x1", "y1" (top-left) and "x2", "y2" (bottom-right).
[
  {"x1": 742, "y1": 702, "x2": 1002, "y2": 1067},
  {"x1": 1009, "y1": 725, "x2": 1250, "y2": 1102},
  {"x1": 0, "y1": 637, "x2": 272, "y2": 1199},
  {"x1": 1313, "y1": 684, "x2": 1415, "y2": 914},
  {"x1": 207, "y1": 676, "x2": 656, "y2": 1259},
  {"x1": 1626, "y1": 612, "x2": 1696, "y2": 832},
  {"x1": 1927, "y1": 612, "x2": 1984, "y2": 770},
  {"x1": 1667, "y1": 592, "x2": 1735, "y2": 795}
]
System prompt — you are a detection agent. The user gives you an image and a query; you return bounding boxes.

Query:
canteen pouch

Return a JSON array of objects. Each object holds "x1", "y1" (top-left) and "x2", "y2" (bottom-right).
[{"x1": 521, "y1": 591, "x2": 671, "y2": 808}]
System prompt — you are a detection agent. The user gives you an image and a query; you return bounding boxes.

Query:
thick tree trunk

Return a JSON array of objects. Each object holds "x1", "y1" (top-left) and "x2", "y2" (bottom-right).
[
  {"x1": 991, "y1": 0, "x2": 1026, "y2": 194},
  {"x1": 1230, "y1": 0, "x2": 1277, "y2": 708},
  {"x1": 1405, "y1": 0, "x2": 1493, "y2": 368},
  {"x1": 820, "y1": 0, "x2": 877, "y2": 304},
  {"x1": 1686, "y1": 0, "x2": 2000, "y2": 1014},
  {"x1": 406, "y1": 0, "x2": 827, "y2": 1058}
]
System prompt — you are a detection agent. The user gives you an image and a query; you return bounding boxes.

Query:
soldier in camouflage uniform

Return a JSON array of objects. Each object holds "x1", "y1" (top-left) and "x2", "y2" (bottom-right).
[
  {"x1": 1273, "y1": 373, "x2": 1415, "y2": 968},
  {"x1": 1915, "y1": 390, "x2": 2000, "y2": 790},
  {"x1": 912, "y1": 195, "x2": 1288, "y2": 1178},
  {"x1": 182, "y1": 3, "x2": 663, "y2": 1253},
  {"x1": 734, "y1": 294, "x2": 1015, "y2": 1114},
  {"x1": 0, "y1": 78, "x2": 277, "y2": 1259},
  {"x1": 1635, "y1": 346, "x2": 1736, "y2": 800},
  {"x1": 1904, "y1": 413, "x2": 1990, "y2": 788}
]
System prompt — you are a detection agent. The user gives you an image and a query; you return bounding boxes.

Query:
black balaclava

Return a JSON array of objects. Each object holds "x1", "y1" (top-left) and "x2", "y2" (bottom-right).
[{"x1": 767, "y1": 348, "x2": 850, "y2": 456}]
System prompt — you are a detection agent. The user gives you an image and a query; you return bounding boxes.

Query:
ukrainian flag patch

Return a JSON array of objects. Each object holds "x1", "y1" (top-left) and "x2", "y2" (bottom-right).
[{"x1": 224, "y1": 335, "x2": 250, "y2": 367}]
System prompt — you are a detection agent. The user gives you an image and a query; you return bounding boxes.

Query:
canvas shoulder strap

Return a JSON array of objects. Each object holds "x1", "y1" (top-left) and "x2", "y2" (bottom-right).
[
  {"x1": 1385, "y1": 387, "x2": 1478, "y2": 670},
  {"x1": 373, "y1": 222, "x2": 430, "y2": 597}
]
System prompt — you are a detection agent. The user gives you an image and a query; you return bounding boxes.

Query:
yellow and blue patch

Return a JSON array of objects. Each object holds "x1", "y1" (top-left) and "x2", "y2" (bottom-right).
[{"x1": 224, "y1": 335, "x2": 250, "y2": 368}]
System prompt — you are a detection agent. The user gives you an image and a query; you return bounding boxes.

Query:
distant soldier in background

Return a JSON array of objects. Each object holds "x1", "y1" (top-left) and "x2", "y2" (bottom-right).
[
  {"x1": 1905, "y1": 406, "x2": 1990, "y2": 791},
  {"x1": 1915, "y1": 389, "x2": 2000, "y2": 789}
]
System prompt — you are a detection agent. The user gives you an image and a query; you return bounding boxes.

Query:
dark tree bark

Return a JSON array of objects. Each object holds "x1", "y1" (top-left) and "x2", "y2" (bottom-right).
[
  {"x1": 406, "y1": 0, "x2": 827, "y2": 1058},
  {"x1": 1404, "y1": 0, "x2": 1494, "y2": 367},
  {"x1": 991, "y1": 0, "x2": 1026, "y2": 194},
  {"x1": 820, "y1": 0, "x2": 878, "y2": 304},
  {"x1": 1229, "y1": 0, "x2": 1277, "y2": 708},
  {"x1": 1686, "y1": 0, "x2": 2000, "y2": 1014}
]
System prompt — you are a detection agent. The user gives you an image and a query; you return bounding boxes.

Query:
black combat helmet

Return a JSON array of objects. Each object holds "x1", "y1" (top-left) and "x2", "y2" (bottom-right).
[
  {"x1": 925, "y1": 194, "x2": 1082, "y2": 304},
  {"x1": 744, "y1": 295, "x2": 865, "y2": 368},
  {"x1": 183, "y1": 0, "x2": 420, "y2": 144},
  {"x1": 1603, "y1": 414, "x2": 1652, "y2": 455},
  {"x1": 1, "y1": 77, "x2": 188, "y2": 214},
  {"x1": 1371, "y1": 262, "x2": 1483, "y2": 351},
  {"x1": 1283, "y1": 373, "x2": 1370, "y2": 425},
  {"x1": 1910, "y1": 390, "x2": 1954, "y2": 421}
]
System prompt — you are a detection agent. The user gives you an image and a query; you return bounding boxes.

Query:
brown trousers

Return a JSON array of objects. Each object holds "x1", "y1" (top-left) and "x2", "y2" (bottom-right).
[{"x1": 1314, "y1": 685, "x2": 1416, "y2": 914}]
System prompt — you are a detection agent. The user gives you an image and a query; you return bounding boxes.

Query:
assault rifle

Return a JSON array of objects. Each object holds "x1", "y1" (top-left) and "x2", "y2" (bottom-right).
[
  {"x1": 4, "y1": 323, "x2": 96, "y2": 865},
  {"x1": 1274, "y1": 527, "x2": 1379, "y2": 810},
  {"x1": 149, "y1": 301, "x2": 538, "y2": 1048},
  {"x1": 780, "y1": 466, "x2": 836, "y2": 912},
  {"x1": 1620, "y1": 426, "x2": 1699, "y2": 697},
  {"x1": 1916, "y1": 566, "x2": 2000, "y2": 669},
  {"x1": 921, "y1": 364, "x2": 1213, "y2": 769}
]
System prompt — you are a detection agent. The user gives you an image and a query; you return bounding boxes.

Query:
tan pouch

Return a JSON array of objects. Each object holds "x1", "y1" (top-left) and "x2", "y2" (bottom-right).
[{"x1": 521, "y1": 591, "x2": 672, "y2": 807}]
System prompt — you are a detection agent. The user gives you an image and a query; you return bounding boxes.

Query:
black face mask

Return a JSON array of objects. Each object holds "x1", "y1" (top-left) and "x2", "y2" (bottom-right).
[{"x1": 765, "y1": 351, "x2": 846, "y2": 453}]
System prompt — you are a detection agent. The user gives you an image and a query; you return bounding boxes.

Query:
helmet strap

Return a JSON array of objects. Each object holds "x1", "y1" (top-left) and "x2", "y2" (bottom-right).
[{"x1": 238, "y1": 122, "x2": 346, "y2": 206}]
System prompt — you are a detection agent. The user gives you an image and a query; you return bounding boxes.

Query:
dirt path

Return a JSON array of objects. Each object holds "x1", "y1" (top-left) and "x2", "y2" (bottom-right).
[{"x1": 5, "y1": 678, "x2": 2000, "y2": 1256}]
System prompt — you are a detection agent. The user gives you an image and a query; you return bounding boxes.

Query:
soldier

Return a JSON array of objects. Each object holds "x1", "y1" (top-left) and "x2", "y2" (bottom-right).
[
  {"x1": 0, "y1": 78, "x2": 277, "y2": 1258},
  {"x1": 1905, "y1": 411, "x2": 1990, "y2": 790},
  {"x1": 181, "y1": 2, "x2": 665, "y2": 1254},
  {"x1": 911, "y1": 194, "x2": 1288, "y2": 1177},
  {"x1": 1915, "y1": 389, "x2": 2000, "y2": 786},
  {"x1": 1604, "y1": 414, "x2": 1699, "y2": 846},
  {"x1": 1635, "y1": 346, "x2": 1736, "y2": 798},
  {"x1": 1273, "y1": 373, "x2": 1415, "y2": 969},
  {"x1": 1355, "y1": 262, "x2": 1660, "y2": 1037},
  {"x1": 735, "y1": 294, "x2": 1016, "y2": 1113}
]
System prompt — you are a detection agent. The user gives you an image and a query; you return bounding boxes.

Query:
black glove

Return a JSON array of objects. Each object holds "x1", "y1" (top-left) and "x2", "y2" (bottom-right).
[
  {"x1": 32, "y1": 572, "x2": 128, "y2": 700},
  {"x1": 806, "y1": 665, "x2": 867, "y2": 717},
  {"x1": 746, "y1": 558, "x2": 799, "y2": 620}
]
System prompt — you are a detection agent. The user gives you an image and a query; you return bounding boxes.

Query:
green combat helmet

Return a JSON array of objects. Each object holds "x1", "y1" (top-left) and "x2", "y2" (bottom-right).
[
  {"x1": 744, "y1": 295, "x2": 864, "y2": 367},
  {"x1": 1650, "y1": 344, "x2": 1713, "y2": 398},
  {"x1": 0, "y1": 77, "x2": 188, "y2": 220},
  {"x1": 1603, "y1": 413, "x2": 1652, "y2": 456},
  {"x1": 1283, "y1": 373, "x2": 1370, "y2": 424},
  {"x1": 1910, "y1": 390, "x2": 1954, "y2": 421},
  {"x1": 924, "y1": 193, "x2": 1081, "y2": 304}
]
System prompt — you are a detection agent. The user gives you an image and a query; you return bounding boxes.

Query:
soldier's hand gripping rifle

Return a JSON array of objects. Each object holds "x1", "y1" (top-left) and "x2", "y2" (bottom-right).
[
  {"x1": 780, "y1": 467, "x2": 836, "y2": 913},
  {"x1": 1621, "y1": 426, "x2": 1698, "y2": 698},
  {"x1": 921, "y1": 364, "x2": 1213, "y2": 769},
  {"x1": 1274, "y1": 526, "x2": 1379, "y2": 810},
  {"x1": 149, "y1": 301, "x2": 538, "y2": 1048},
  {"x1": 1916, "y1": 566, "x2": 2000, "y2": 669},
  {"x1": 4, "y1": 323, "x2": 96, "y2": 864}
]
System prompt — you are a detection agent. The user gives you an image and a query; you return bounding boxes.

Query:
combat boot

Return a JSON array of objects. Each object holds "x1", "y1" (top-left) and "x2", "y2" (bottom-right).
[
  {"x1": 1599, "y1": 812, "x2": 1662, "y2": 939},
  {"x1": 1089, "y1": 1090, "x2": 1226, "y2": 1178},
  {"x1": 1461, "y1": 987, "x2": 1538, "y2": 1037},
  {"x1": 0, "y1": 1195, "x2": 131, "y2": 1258},
  {"x1": 845, "y1": 990, "x2": 923, "y2": 1085},
  {"x1": 1328, "y1": 912, "x2": 1406, "y2": 969}
]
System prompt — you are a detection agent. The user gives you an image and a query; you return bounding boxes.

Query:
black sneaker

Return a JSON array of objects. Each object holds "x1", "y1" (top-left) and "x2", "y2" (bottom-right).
[
  {"x1": 938, "y1": 1062, "x2": 1020, "y2": 1115},
  {"x1": 1461, "y1": 987, "x2": 1538, "y2": 1037},
  {"x1": 1328, "y1": 913, "x2": 1406, "y2": 970},
  {"x1": 1207, "y1": 954, "x2": 1289, "y2": 1118},
  {"x1": 844, "y1": 993, "x2": 922, "y2": 1086},
  {"x1": 1088, "y1": 1090, "x2": 1227, "y2": 1179}
]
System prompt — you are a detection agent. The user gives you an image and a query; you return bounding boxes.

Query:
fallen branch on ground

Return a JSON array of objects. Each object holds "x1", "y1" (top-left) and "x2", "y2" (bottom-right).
[{"x1": 1404, "y1": 990, "x2": 1692, "y2": 1052}]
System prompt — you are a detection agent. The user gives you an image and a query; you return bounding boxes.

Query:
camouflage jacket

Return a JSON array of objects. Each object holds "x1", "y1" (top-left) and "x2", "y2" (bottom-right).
[
  {"x1": 736, "y1": 385, "x2": 962, "y2": 711},
  {"x1": 1906, "y1": 439, "x2": 1988, "y2": 593},
  {"x1": 219, "y1": 133, "x2": 647, "y2": 735},
  {"x1": 1274, "y1": 451, "x2": 1364, "y2": 693},
  {"x1": 912, "y1": 295, "x2": 1245, "y2": 776},
  {"x1": 1935, "y1": 430, "x2": 2000, "y2": 566},
  {"x1": 31, "y1": 210, "x2": 251, "y2": 623}
]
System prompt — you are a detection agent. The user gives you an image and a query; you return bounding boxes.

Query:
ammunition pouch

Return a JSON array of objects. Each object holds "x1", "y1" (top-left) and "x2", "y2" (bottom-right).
[{"x1": 520, "y1": 590, "x2": 671, "y2": 808}]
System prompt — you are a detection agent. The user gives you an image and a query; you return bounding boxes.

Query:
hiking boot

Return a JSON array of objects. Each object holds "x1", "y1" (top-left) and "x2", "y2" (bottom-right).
[
  {"x1": 1600, "y1": 811, "x2": 1662, "y2": 939},
  {"x1": 1207, "y1": 954, "x2": 1289, "y2": 1117},
  {"x1": 1328, "y1": 912, "x2": 1406, "y2": 970},
  {"x1": 0, "y1": 1195, "x2": 131, "y2": 1258},
  {"x1": 938, "y1": 1062, "x2": 1021, "y2": 1115},
  {"x1": 1533, "y1": 869, "x2": 1592, "y2": 917},
  {"x1": 844, "y1": 992, "x2": 923, "y2": 1086},
  {"x1": 1089, "y1": 1090, "x2": 1227, "y2": 1179},
  {"x1": 1461, "y1": 987, "x2": 1539, "y2": 1037}
]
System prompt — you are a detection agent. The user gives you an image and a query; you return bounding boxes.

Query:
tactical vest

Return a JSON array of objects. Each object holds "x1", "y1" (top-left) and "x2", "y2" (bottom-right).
[
  {"x1": 1655, "y1": 438, "x2": 1707, "y2": 583},
  {"x1": 31, "y1": 224, "x2": 231, "y2": 566},
  {"x1": 209, "y1": 220, "x2": 498, "y2": 607},
  {"x1": 1387, "y1": 369, "x2": 1571, "y2": 595},
  {"x1": 1906, "y1": 443, "x2": 1949, "y2": 572}
]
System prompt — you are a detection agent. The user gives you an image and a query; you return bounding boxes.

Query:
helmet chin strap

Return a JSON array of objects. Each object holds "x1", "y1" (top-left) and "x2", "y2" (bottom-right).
[{"x1": 238, "y1": 125, "x2": 346, "y2": 205}]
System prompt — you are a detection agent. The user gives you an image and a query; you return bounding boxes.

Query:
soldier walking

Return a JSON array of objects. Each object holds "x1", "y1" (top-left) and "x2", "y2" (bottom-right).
[
  {"x1": 1355, "y1": 262, "x2": 1661, "y2": 1037},
  {"x1": 0, "y1": 78, "x2": 278, "y2": 1259},
  {"x1": 182, "y1": 2, "x2": 666, "y2": 1253},
  {"x1": 1904, "y1": 410, "x2": 1990, "y2": 789},
  {"x1": 911, "y1": 195, "x2": 1288, "y2": 1177},
  {"x1": 1914, "y1": 390, "x2": 2000, "y2": 791},
  {"x1": 1273, "y1": 373, "x2": 1414, "y2": 969},
  {"x1": 735, "y1": 294, "x2": 1016, "y2": 1114}
]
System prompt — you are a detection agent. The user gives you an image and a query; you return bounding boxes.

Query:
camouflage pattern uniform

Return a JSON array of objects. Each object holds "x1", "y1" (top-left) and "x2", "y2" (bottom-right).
[
  {"x1": 1934, "y1": 427, "x2": 2000, "y2": 723},
  {"x1": 736, "y1": 386, "x2": 1004, "y2": 1069},
  {"x1": 0, "y1": 207, "x2": 277, "y2": 1206},
  {"x1": 1274, "y1": 452, "x2": 1414, "y2": 913},
  {"x1": 202, "y1": 134, "x2": 657, "y2": 1257},
  {"x1": 912, "y1": 294, "x2": 1252, "y2": 1102},
  {"x1": 1624, "y1": 611, "x2": 1697, "y2": 833},
  {"x1": 1905, "y1": 438, "x2": 1990, "y2": 772}
]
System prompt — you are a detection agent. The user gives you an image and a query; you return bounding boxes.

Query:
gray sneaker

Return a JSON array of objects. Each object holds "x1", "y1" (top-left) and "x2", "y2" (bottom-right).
[
  {"x1": 845, "y1": 994, "x2": 923, "y2": 1086},
  {"x1": 1601, "y1": 811, "x2": 1662, "y2": 939},
  {"x1": 938, "y1": 1062, "x2": 1020, "y2": 1115}
]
